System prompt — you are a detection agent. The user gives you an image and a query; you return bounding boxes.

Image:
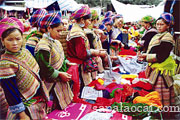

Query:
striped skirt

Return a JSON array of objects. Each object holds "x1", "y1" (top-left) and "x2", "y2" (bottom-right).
[{"x1": 153, "y1": 75, "x2": 175, "y2": 106}]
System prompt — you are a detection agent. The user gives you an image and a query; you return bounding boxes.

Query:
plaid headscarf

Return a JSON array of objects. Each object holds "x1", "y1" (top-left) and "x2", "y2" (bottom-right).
[
  {"x1": 113, "y1": 14, "x2": 123, "y2": 19},
  {"x1": 11, "y1": 17, "x2": 24, "y2": 32},
  {"x1": 102, "y1": 17, "x2": 113, "y2": 25},
  {"x1": 91, "y1": 10, "x2": 99, "y2": 20},
  {"x1": 29, "y1": 9, "x2": 48, "y2": 27},
  {"x1": 0, "y1": 17, "x2": 24, "y2": 38},
  {"x1": 158, "y1": 12, "x2": 174, "y2": 26},
  {"x1": 70, "y1": 5, "x2": 91, "y2": 20},
  {"x1": 39, "y1": 12, "x2": 62, "y2": 29}
]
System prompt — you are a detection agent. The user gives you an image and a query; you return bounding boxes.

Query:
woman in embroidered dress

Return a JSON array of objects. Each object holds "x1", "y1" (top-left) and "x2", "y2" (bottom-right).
[
  {"x1": 138, "y1": 12, "x2": 176, "y2": 119},
  {"x1": 35, "y1": 12, "x2": 78, "y2": 110},
  {"x1": 85, "y1": 9, "x2": 105, "y2": 74},
  {"x1": 26, "y1": 9, "x2": 48, "y2": 56},
  {"x1": 0, "y1": 17, "x2": 49, "y2": 119},
  {"x1": 67, "y1": 5, "x2": 107, "y2": 87},
  {"x1": 139, "y1": 15, "x2": 158, "y2": 53}
]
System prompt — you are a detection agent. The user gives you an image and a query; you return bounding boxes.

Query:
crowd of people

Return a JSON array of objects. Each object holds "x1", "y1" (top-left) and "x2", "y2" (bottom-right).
[{"x1": 0, "y1": 4, "x2": 179, "y2": 120}]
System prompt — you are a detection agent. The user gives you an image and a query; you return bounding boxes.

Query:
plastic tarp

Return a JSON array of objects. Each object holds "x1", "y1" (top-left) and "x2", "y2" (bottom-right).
[
  {"x1": 25, "y1": 0, "x2": 81, "y2": 11},
  {"x1": 111, "y1": 0, "x2": 165, "y2": 22},
  {"x1": 0, "y1": 5, "x2": 26, "y2": 11}
]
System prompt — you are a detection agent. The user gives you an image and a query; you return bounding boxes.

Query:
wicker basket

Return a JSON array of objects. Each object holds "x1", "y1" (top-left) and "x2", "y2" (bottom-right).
[{"x1": 57, "y1": 31, "x2": 69, "y2": 57}]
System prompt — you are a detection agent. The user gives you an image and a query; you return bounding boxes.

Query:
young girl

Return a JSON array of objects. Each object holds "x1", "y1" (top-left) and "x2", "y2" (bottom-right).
[
  {"x1": 0, "y1": 17, "x2": 49, "y2": 119},
  {"x1": 35, "y1": 12, "x2": 77, "y2": 110},
  {"x1": 138, "y1": 12, "x2": 176, "y2": 118}
]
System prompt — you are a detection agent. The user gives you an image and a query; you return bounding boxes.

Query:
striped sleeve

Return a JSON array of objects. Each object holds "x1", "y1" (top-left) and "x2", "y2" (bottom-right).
[{"x1": 0, "y1": 60, "x2": 18, "y2": 80}]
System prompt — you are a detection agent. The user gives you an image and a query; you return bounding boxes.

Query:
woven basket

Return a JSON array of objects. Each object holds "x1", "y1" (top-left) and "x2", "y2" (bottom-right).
[{"x1": 57, "y1": 31, "x2": 69, "y2": 57}]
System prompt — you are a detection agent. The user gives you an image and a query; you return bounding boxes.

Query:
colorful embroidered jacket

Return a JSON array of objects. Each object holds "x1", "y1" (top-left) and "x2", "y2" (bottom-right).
[
  {"x1": 141, "y1": 27, "x2": 157, "y2": 52},
  {"x1": 35, "y1": 33, "x2": 73, "y2": 109},
  {"x1": 26, "y1": 30, "x2": 43, "y2": 56},
  {"x1": 67, "y1": 23, "x2": 91, "y2": 64},
  {"x1": 0, "y1": 48, "x2": 48, "y2": 114},
  {"x1": 146, "y1": 31, "x2": 176, "y2": 87},
  {"x1": 85, "y1": 28, "x2": 102, "y2": 50}
]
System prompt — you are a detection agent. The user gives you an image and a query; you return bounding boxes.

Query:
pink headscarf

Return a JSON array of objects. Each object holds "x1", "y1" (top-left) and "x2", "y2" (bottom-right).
[
  {"x1": 70, "y1": 5, "x2": 91, "y2": 20},
  {"x1": 0, "y1": 17, "x2": 24, "y2": 38}
]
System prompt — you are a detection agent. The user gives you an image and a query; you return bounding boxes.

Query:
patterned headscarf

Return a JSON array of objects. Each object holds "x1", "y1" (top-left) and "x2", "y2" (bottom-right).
[
  {"x1": 39, "y1": 12, "x2": 62, "y2": 29},
  {"x1": 158, "y1": 12, "x2": 174, "y2": 26},
  {"x1": 0, "y1": 17, "x2": 24, "y2": 38},
  {"x1": 91, "y1": 10, "x2": 99, "y2": 20},
  {"x1": 141, "y1": 15, "x2": 154, "y2": 23},
  {"x1": 29, "y1": 9, "x2": 48, "y2": 27},
  {"x1": 70, "y1": 5, "x2": 91, "y2": 20},
  {"x1": 102, "y1": 17, "x2": 113, "y2": 25},
  {"x1": 105, "y1": 11, "x2": 113, "y2": 18},
  {"x1": 10, "y1": 17, "x2": 24, "y2": 32}
]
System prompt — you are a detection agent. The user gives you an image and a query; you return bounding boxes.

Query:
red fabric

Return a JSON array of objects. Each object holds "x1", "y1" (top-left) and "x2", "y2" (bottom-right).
[
  {"x1": 113, "y1": 89, "x2": 122, "y2": 103},
  {"x1": 111, "y1": 112, "x2": 132, "y2": 120},
  {"x1": 66, "y1": 65, "x2": 91, "y2": 104},
  {"x1": 67, "y1": 58, "x2": 83, "y2": 64},
  {"x1": 118, "y1": 48, "x2": 137, "y2": 56},
  {"x1": 124, "y1": 78, "x2": 134, "y2": 83},
  {"x1": 121, "y1": 84, "x2": 135, "y2": 102},
  {"x1": 67, "y1": 37, "x2": 89, "y2": 62},
  {"x1": 88, "y1": 80, "x2": 106, "y2": 90},
  {"x1": 105, "y1": 83, "x2": 123, "y2": 93},
  {"x1": 138, "y1": 71, "x2": 147, "y2": 79},
  {"x1": 135, "y1": 89, "x2": 149, "y2": 97},
  {"x1": 131, "y1": 81, "x2": 152, "y2": 91},
  {"x1": 93, "y1": 97, "x2": 114, "y2": 108},
  {"x1": 94, "y1": 83, "x2": 106, "y2": 90}
]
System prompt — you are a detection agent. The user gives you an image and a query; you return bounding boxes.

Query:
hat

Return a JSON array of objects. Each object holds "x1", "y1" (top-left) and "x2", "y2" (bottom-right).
[
  {"x1": 91, "y1": 9, "x2": 99, "y2": 20},
  {"x1": 0, "y1": 17, "x2": 24, "y2": 38},
  {"x1": 112, "y1": 14, "x2": 123, "y2": 21},
  {"x1": 10, "y1": 17, "x2": 24, "y2": 32},
  {"x1": 102, "y1": 17, "x2": 113, "y2": 25},
  {"x1": 158, "y1": 12, "x2": 174, "y2": 25},
  {"x1": 141, "y1": 15, "x2": 154, "y2": 23},
  {"x1": 29, "y1": 9, "x2": 48, "y2": 27},
  {"x1": 39, "y1": 12, "x2": 62, "y2": 29},
  {"x1": 105, "y1": 11, "x2": 113, "y2": 18},
  {"x1": 70, "y1": 5, "x2": 91, "y2": 20}
]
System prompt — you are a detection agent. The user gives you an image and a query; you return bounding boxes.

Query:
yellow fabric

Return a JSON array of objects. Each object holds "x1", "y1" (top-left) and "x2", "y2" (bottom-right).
[
  {"x1": 121, "y1": 74, "x2": 138, "y2": 79},
  {"x1": 97, "y1": 78, "x2": 104, "y2": 85},
  {"x1": 133, "y1": 91, "x2": 162, "y2": 109},
  {"x1": 149, "y1": 56, "x2": 177, "y2": 76}
]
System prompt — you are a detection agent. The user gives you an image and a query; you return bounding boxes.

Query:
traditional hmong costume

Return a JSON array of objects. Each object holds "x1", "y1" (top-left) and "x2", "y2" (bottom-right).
[
  {"x1": 85, "y1": 28, "x2": 104, "y2": 73},
  {"x1": 26, "y1": 9, "x2": 48, "y2": 56},
  {"x1": 0, "y1": 86, "x2": 8, "y2": 119},
  {"x1": 26, "y1": 30, "x2": 43, "y2": 56},
  {"x1": 67, "y1": 23, "x2": 95, "y2": 85},
  {"x1": 141, "y1": 27, "x2": 157, "y2": 52},
  {"x1": 146, "y1": 31, "x2": 176, "y2": 106},
  {"x1": 35, "y1": 33, "x2": 74, "y2": 110},
  {"x1": 0, "y1": 48, "x2": 49, "y2": 119}
]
